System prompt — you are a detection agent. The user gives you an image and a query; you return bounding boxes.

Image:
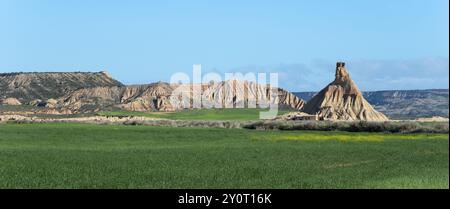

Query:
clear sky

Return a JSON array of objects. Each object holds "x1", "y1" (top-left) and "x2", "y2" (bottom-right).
[{"x1": 0, "y1": 0, "x2": 448, "y2": 91}]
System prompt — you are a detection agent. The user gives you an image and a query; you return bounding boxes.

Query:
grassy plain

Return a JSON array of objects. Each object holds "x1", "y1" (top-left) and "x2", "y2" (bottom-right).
[
  {"x1": 0, "y1": 123, "x2": 447, "y2": 188},
  {"x1": 98, "y1": 108, "x2": 290, "y2": 121}
]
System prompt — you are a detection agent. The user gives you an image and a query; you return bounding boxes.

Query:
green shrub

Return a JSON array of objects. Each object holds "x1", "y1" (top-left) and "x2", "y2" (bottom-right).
[{"x1": 244, "y1": 120, "x2": 449, "y2": 133}]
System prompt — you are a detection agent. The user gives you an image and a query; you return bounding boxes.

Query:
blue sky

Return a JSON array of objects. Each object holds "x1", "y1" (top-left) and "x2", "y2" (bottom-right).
[{"x1": 0, "y1": 0, "x2": 448, "y2": 91}]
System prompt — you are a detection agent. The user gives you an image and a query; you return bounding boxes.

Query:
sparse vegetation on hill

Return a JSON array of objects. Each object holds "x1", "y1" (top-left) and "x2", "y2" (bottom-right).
[{"x1": 0, "y1": 71, "x2": 123, "y2": 103}]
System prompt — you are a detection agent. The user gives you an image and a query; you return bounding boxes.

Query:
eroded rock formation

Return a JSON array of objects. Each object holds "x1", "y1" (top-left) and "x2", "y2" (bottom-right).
[
  {"x1": 0, "y1": 97, "x2": 22, "y2": 105},
  {"x1": 0, "y1": 71, "x2": 123, "y2": 103},
  {"x1": 301, "y1": 62, "x2": 388, "y2": 121},
  {"x1": 57, "y1": 80, "x2": 305, "y2": 113}
]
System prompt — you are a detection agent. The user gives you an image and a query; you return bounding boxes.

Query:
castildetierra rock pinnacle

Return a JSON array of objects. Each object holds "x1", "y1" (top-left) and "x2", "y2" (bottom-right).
[{"x1": 302, "y1": 62, "x2": 389, "y2": 121}]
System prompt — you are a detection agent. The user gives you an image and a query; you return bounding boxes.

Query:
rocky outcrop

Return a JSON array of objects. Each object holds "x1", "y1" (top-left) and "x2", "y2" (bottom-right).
[
  {"x1": 276, "y1": 112, "x2": 319, "y2": 120},
  {"x1": 0, "y1": 97, "x2": 22, "y2": 105},
  {"x1": 44, "y1": 99, "x2": 58, "y2": 108},
  {"x1": 302, "y1": 62, "x2": 388, "y2": 121},
  {"x1": 0, "y1": 71, "x2": 123, "y2": 103},
  {"x1": 28, "y1": 99, "x2": 43, "y2": 106}
]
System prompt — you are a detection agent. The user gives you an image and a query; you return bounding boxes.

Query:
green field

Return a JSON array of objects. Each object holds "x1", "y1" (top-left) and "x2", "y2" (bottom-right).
[
  {"x1": 0, "y1": 123, "x2": 448, "y2": 188},
  {"x1": 98, "y1": 108, "x2": 290, "y2": 120}
]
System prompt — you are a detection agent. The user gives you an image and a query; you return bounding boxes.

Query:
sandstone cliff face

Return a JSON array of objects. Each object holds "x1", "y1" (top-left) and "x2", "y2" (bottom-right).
[
  {"x1": 302, "y1": 62, "x2": 388, "y2": 121},
  {"x1": 58, "y1": 80, "x2": 305, "y2": 113},
  {"x1": 0, "y1": 71, "x2": 123, "y2": 103}
]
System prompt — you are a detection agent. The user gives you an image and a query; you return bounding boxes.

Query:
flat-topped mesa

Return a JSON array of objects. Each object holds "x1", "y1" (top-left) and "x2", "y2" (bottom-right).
[
  {"x1": 301, "y1": 62, "x2": 388, "y2": 121},
  {"x1": 0, "y1": 71, "x2": 123, "y2": 103}
]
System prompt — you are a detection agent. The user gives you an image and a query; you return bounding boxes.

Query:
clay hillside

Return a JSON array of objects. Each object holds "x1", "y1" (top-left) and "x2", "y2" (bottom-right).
[
  {"x1": 0, "y1": 71, "x2": 123, "y2": 104},
  {"x1": 58, "y1": 80, "x2": 305, "y2": 113},
  {"x1": 302, "y1": 62, "x2": 388, "y2": 121}
]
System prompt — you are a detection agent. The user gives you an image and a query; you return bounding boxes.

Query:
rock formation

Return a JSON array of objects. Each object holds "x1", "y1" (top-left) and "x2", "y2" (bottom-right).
[
  {"x1": 276, "y1": 112, "x2": 319, "y2": 120},
  {"x1": 178, "y1": 80, "x2": 305, "y2": 110},
  {"x1": 59, "y1": 83, "x2": 174, "y2": 113},
  {"x1": 0, "y1": 97, "x2": 22, "y2": 105},
  {"x1": 0, "y1": 71, "x2": 123, "y2": 103},
  {"x1": 57, "y1": 80, "x2": 305, "y2": 113},
  {"x1": 302, "y1": 62, "x2": 388, "y2": 121}
]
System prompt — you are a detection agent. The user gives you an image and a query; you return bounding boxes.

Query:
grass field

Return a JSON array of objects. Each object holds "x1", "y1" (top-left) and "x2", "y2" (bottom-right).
[
  {"x1": 98, "y1": 108, "x2": 290, "y2": 120},
  {"x1": 0, "y1": 123, "x2": 448, "y2": 188}
]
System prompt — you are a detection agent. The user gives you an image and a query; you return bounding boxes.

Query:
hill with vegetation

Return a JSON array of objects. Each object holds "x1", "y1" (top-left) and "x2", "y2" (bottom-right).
[{"x1": 0, "y1": 71, "x2": 123, "y2": 103}]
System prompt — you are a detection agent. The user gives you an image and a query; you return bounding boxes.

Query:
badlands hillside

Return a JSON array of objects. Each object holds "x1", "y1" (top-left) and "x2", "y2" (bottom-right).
[
  {"x1": 0, "y1": 70, "x2": 305, "y2": 114},
  {"x1": 0, "y1": 62, "x2": 446, "y2": 120},
  {"x1": 0, "y1": 71, "x2": 123, "y2": 104},
  {"x1": 59, "y1": 80, "x2": 305, "y2": 113}
]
